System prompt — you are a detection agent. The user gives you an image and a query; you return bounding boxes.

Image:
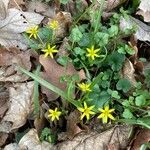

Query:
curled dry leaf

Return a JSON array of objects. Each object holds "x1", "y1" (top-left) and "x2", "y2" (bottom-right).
[
  {"x1": 0, "y1": 0, "x2": 9, "y2": 20},
  {"x1": 120, "y1": 17, "x2": 150, "y2": 42},
  {"x1": 56, "y1": 125, "x2": 132, "y2": 150},
  {"x1": 0, "y1": 48, "x2": 32, "y2": 82},
  {"x1": 0, "y1": 8, "x2": 44, "y2": 49},
  {"x1": 137, "y1": 0, "x2": 150, "y2": 22},
  {"x1": 0, "y1": 82, "x2": 34, "y2": 132},
  {"x1": 121, "y1": 59, "x2": 136, "y2": 87}
]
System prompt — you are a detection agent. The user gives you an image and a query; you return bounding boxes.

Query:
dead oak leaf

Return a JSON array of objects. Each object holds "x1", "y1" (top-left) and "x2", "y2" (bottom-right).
[
  {"x1": 0, "y1": 82, "x2": 34, "y2": 132},
  {"x1": 0, "y1": 8, "x2": 44, "y2": 49},
  {"x1": 56, "y1": 125, "x2": 132, "y2": 150},
  {"x1": 0, "y1": 48, "x2": 32, "y2": 82},
  {"x1": 39, "y1": 55, "x2": 78, "y2": 100}
]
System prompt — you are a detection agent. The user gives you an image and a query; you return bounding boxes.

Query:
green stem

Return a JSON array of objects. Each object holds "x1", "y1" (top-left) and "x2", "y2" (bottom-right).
[{"x1": 94, "y1": 0, "x2": 105, "y2": 34}]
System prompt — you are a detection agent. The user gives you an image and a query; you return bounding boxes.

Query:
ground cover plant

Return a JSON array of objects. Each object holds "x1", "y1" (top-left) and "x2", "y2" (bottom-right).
[{"x1": 0, "y1": 0, "x2": 150, "y2": 149}]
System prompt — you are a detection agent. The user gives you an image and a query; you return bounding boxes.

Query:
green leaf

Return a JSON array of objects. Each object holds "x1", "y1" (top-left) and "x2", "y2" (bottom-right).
[
  {"x1": 108, "y1": 51, "x2": 125, "y2": 71},
  {"x1": 38, "y1": 27, "x2": 52, "y2": 41},
  {"x1": 116, "y1": 79, "x2": 131, "y2": 93},
  {"x1": 140, "y1": 143, "x2": 150, "y2": 150},
  {"x1": 88, "y1": 90, "x2": 110, "y2": 111},
  {"x1": 135, "y1": 95, "x2": 146, "y2": 106},
  {"x1": 70, "y1": 26, "x2": 83, "y2": 42},
  {"x1": 74, "y1": 47, "x2": 85, "y2": 55},
  {"x1": 78, "y1": 33, "x2": 90, "y2": 47},
  {"x1": 108, "y1": 25, "x2": 119, "y2": 37},
  {"x1": 111, "y1": 91, "x2": 120, "y2": 99},
  {"x1": 95, "y1": 32, "x2": 109, "y2": 46},
  {"x1": 122, "y1": 109, "x2": 134, "y2": 119},
  {"x1": 57, "y1": 56, "x2": 69, "y2": 67},
  {"x1": 60, "y1": 0, "x2": 69, "y2": 4}
]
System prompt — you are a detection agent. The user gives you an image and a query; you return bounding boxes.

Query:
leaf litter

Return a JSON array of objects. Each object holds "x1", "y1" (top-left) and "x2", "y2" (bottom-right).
[{"x1": 0, "y1": 0, "x2": 150, "y2": 149}]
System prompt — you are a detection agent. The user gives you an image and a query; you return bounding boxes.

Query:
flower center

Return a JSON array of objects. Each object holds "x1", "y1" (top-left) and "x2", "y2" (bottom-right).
[{"x1": 84, "y1": 108, "x2": 90, "y2": 114}]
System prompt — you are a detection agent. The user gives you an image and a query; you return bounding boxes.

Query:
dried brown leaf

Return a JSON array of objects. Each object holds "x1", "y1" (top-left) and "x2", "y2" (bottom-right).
[
  {"x1": 0, "y1": 0, "x2": 9, "y2": 20},
  {"x1": 39, "y1": 55, "x2": 77, "y2": 100},
  {"x1": 120, "y1": 17, "x2": 150, "y2": 42},
  {"x1": 0, "y1": 82, "x2": 34, "y2": 132},
  {"x1": 8, "y1": 0, "x2": 26, "y2": 8},
  {"x1": 0, "y1": 132, "x2": 8, "y2": 147},
  {"x1": 131, "y1": 129, "x2": 150, "y2": 150},
  {"x1": 66, "y1": 110, "x2": 84, "y2": 140},
  {"x1": 27, "y1": 1, "x2": 55, "y2": 18},
  {"x1": 19, "y1": 129, "x2": 54, "y2": 150},
  {"x1": 136, "y1": 0, "x2": 150, "y2": 22},
  {"x1": 121, "y1": 59, "x2": 136, "y2": 87},
  {"x1": 0, "y1": 89, "x2": 9, "y2": 119},
  {"x1": 56, "y1": 125, "x2": 132, "y2": 150},
  {"x1": 0, "y1": 48, "x2": 32, "y2": 82}
]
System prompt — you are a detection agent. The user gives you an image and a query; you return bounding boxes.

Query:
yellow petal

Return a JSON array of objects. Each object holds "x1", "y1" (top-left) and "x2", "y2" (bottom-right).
[
  {"x1": 89, "y1": 111, "x2": 95, "y2": 115},
  {"x1": 84, "y1": 102, "x2": 87, "y2": 109},
  {"x1": 97, "y1": 113, "x2": 104, "y2": 119},
  {"x1": 89, "y1": 105, "x2": 95, "y2": 110},
  {"x1": 80, "y1": 113, "x2": 85, "y2": 120},
  {"x1": 98, "y1": 108, "x2": 105, "y2": 113},
  {"x1": 108, "y1": 109, "x2": 115, "y2": 113},
  {"x1": 104, "y1": 106, "x2": 109, "y2": 111},
  {"x1": 50, "y1": 53, "x2": 54, "y2": 58},
  {"x1": 103, "y1": 116, "x2": 108, "y2": 123},
  {"x1": 86, "y1": 114, "x2": 90, "y2": 120},
  {"x1": 94, "y1": 49, "x2": 100, "y2": 53},
  {"x1": 78, "y1": 107, "x2": 84, "y2": 112},
  {"x1": 55, "y1": 108, "x2": 58, "y2": 112},
  {"x1": 108, "y1": 114, "x2": 115, "y2": 120},
  {"x1": 51, "y1": 116, "x2": 55, "y2": 121},
  {"x1": 49, "y1": 109, "x2": 54, "y2": 113}
]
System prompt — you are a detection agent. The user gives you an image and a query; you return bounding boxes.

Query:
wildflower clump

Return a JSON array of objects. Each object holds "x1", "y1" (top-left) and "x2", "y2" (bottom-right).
[
  {"x1": 42, "y1": 44, "x2": 58, "y2": 58},
  {"x1": 77, "y1": 102, "x2": 95, "y2": 120},
  {"x1": 48, "y1": 108, "x2": 62, "y2": 121},
  {"x1": 26, "y1": 26, "x2": 39, "y2": 39},
  {"x1": 97, "y1": 106, "x2": 115, "y2": 123}
]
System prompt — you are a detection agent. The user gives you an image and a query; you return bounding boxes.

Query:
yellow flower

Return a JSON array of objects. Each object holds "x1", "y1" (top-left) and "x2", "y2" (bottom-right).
[
  {"x1": 78, "y1": 102, "x2": 95, "y2": 120},
  {"x1": 26, "y1": 26, "x2": 39, "y2": 39},
  {"x1": 86, "y1": 45, "x2": 100, "y2": 60},
  {"x1": 77, "y1": 83, "x2": 91, "y2": 92},
  {"x1": 42, "y1": 44, "x2": 58, "y2": 58},
  {"x1": 49, "y1": 20, "x2": 59, "y2": 30},
  {"x1": 48, "y1": 108, "x2": 62, "y2": 121},
  {"x1": 97, "y1": 106, "x2": 115, "y2": 123}
]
